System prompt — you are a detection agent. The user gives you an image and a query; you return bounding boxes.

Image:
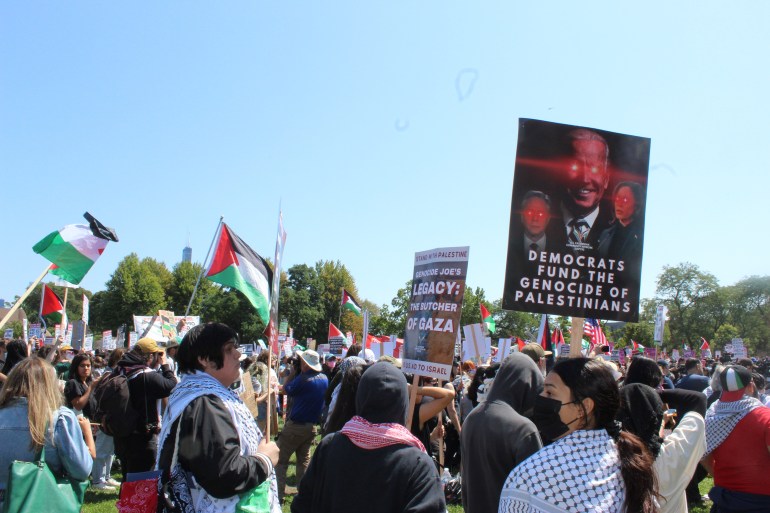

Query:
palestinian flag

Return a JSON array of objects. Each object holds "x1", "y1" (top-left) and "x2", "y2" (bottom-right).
[
  {"x1": 632, "y1": 340, "x2": 644, "y2": 352},
  {"x1": 516, "y1": 337, "x2": 526, "y2": 351},
  {"x1": 480, "y1": 303, "x2": 496, "y2": 334},
  {"x1": 328, "y1": 322, "x2": 345, "y2": 339},
  {"x1": 33, "y1": 213, "x2": 118, "y2": 285},
  {"x1": 700, "y1": 338, "x2": 710, "y2": 351},
  {"x1": 341, "y1": 289, "x2": 362, "y2": 316},
  {"x1": 206, "y1": 223, "x2": 272, "y2": 325},
  {"x1": 40, "y1": 284, "x2": 64, "y2": 324}
]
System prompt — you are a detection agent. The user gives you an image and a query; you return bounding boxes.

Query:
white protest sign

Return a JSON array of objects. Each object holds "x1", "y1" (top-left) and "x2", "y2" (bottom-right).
[
  {"x1": 83, "y1": 335, "x2": 93, "y2": 352},
  {"x1": 22, "y1": 319, "x2": 28, "y2": 343},
  {"x1": 493, "y1": 338, "x2": 512, "y2": 363},
  {"x1": 462, "y1": 324, "x2": 489, "y2": 362},
  {"x1": 654, "y1": 304, "x2": 667, "y2": 344},
  {"x1": 3, "y1": 329, "x2": 13, "y2": 339}
]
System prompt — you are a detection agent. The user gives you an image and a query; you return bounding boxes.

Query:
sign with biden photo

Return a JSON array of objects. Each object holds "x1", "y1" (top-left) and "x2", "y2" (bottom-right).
[{"x1": 502, "y1": 119, "x2": 651, "y2": 322}]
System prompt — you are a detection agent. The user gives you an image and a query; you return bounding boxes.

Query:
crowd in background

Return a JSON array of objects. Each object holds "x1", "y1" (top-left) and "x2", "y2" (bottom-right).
[{"x1": 0, "y1": 331, "x2": 768, "y2": 513}]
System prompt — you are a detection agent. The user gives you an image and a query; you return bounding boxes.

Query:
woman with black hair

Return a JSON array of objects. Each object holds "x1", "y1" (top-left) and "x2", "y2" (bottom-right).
[
  {"x1": 618, "y1": 383, "x2": 705, "y2": 513},
  {"x1": 0, "y1": 339, "x2": 28, "y2": 384},
  {"x1": 64, "y1": 353, "x2": 119, "y2": 491},
  {"x1": 324, "y1": 361, "x2": 366, "y2": 434},
  {"x1": 155, "y1": 323, "x2": 280, "y2": 512},
  {"x1": 499, "y1": 358, "x2": 658, "y2": 513}
]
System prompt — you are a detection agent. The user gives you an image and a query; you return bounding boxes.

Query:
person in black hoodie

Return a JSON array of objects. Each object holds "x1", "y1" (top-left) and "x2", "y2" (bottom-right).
[
  {"x1": 292, "y1": 362, "x2": 445, "y2": 513},
  {"x1": 113, "y1": 337, "x2": 177, "y2": 479},
  {"x1": 460, "y1": 353, "x2": 544, "y2": 513}
]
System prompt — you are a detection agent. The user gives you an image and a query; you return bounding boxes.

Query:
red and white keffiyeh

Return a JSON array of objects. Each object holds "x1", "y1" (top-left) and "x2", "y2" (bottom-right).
[{"x1": 340, "y1": 415, "x2": 426, "y2": 453}]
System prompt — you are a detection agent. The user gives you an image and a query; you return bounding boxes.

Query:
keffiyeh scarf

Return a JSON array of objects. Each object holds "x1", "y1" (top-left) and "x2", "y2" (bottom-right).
[
  {"x1": 156, "y1": 371, "x2": 281, "y2": 513},
  {"x1": 499, "y1": 429, "x2": 625, "y2": 513},
  {"x1": 705, "y1": 395, "x2": 764, "y2": 454},
  {"x1": 340, "y1": 415, "x2": 426, "y2": 453}
]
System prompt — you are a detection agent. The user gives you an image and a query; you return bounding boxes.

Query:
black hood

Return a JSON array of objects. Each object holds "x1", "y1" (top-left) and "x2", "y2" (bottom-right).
[
  {"x1": 484, "y1": 352, "x2": 543, "y2": 415},
  {"x1": 618, "y1": 383, "x2": 664, "y2": 457},
  {"x1": 355, "y1": 362, "x2": 408, "y2": 425}
]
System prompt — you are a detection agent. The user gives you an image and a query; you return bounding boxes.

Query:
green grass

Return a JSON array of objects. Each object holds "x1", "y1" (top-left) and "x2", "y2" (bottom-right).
[{"x1": 84, "y1": 447, "x2": 716, "y2": 513}]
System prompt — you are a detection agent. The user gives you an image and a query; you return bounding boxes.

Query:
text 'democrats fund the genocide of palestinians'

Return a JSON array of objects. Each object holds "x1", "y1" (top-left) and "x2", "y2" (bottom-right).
[
  {"x1": 503, "y1": 119, "x2": 651, "y2": 322},
  {"x1": 403, "y1": 246, "x2": 469, "y2": 380}
]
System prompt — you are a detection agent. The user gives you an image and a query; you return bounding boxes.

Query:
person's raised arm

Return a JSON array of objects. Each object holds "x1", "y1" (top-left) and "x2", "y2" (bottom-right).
[{"x1": 415, "y1": 385, "x2": 454, "y2": 428}]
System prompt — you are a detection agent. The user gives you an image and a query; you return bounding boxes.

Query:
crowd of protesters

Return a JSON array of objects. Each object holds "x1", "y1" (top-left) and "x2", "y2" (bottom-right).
[{"x1": 0, "y1": 328, "x2": 768, "y2": 512}]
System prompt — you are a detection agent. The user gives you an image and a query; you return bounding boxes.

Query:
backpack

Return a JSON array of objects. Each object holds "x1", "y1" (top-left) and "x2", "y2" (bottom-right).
[{"x1": 92, "y1": 368, "x2": 146, "y2": 437}]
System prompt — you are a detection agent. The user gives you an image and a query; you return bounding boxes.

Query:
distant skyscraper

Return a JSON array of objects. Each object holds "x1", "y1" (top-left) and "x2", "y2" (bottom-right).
[{"x1": 182, "y1": 243, "x2": 192, "y2": 263}]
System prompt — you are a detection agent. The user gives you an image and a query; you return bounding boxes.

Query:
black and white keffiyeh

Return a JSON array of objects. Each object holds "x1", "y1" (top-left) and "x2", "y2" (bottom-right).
[
  {"x1": 499, "y1": 429, "x2": 625, "y2": 513},
  {"x1": 704, "y1": 396, "x2": 764, "y2": 454},
  {"x1": 156, "y1": 371, "x2": 281, "y2": 513}
]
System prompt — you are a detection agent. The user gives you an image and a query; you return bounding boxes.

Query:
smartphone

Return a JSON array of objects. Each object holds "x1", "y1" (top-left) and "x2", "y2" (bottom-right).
[{"x1": 665, "y1": 408, "x2": 677, "y2": 415}]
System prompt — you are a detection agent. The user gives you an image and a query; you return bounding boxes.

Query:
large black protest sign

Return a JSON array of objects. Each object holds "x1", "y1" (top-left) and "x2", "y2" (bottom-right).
[{"x1": 503, "y1": 119, "x2": 650, "y2": 322}]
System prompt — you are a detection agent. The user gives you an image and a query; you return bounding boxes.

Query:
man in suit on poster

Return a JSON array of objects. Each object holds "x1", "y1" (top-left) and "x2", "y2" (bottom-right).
[{"x1": 555, "y1": 128, "x2": 613, "y2": 254}]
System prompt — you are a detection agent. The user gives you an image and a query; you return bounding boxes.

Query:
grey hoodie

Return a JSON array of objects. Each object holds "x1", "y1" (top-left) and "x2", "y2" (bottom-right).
[{"x1": 460, "y1": 352, "x2": 544, "y2": 513}]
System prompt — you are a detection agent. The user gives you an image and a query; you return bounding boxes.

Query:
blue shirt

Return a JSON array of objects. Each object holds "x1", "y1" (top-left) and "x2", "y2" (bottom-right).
[
  {"x1": 285, "y1": 370, "x2": 328, "y2": 424},
  {"x1": 0, "y1": 399, "x2": 93, "y2": 498}
]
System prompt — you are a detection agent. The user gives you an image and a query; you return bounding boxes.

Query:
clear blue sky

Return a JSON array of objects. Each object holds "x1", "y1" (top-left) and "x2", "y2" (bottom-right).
[{"x1": 2, "y1": 2, "x2": 768, "y2": 313}]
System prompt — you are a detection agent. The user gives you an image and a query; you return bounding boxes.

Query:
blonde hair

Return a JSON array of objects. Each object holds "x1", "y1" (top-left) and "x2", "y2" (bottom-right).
[{"x1": 0, "y1": 357, "x2": 62, "y2": 451}]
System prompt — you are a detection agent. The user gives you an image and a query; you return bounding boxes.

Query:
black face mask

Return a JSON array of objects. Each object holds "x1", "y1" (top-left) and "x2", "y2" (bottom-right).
[{"x1": 531, "y1": 395, "x2": 580, "y2": 444}]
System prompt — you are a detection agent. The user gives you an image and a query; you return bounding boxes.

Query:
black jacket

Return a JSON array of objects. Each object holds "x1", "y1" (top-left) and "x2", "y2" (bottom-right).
[
  {"x1": 293, "y1": 362, "x2": 445, "y2": 513},
  {"x1": 157, "y1": 395, "x2": 271, "y2": 499},
  {"x1": 116, "y1": 351, "x2": 177, "y2": 433},
  {"x1": 461, "y1": 353, "x2": 544, "y2": 513}
]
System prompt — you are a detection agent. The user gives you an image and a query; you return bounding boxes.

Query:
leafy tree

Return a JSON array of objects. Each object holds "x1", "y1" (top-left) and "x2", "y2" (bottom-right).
[
  {"x1": 713, "y1": 323, "x2": 739, "y2": 351},
  {"x1": 492, "y1": 300, "x2": 541, "y2": 340},
  {"x1": 369, "y1": 282, "x2": 411, "y2": 338},
  {"x1": 315, "y1": 260, "x2": 359, "y2": 343},
  {"x1": 167, "y1": 261, "x2": 215, "y2": 315},
  {"x1": 279, "y1": 264, "x2": 325, "y2": 342},
  {"x1": 90, "y1": 254, "x2": 167, "y2": 331},
  {"x1": 655, "y1": 263, "x2": 719, "y2": 347}
]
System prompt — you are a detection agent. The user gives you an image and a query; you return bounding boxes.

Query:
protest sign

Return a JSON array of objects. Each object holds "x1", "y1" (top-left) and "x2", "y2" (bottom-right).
[
  {"x1": 240, "y1": 372, "x2": 259, "y2": 418},
  {"x1": 29, "y1": 323, "x2": 41, "y2": 339},
  {"x1": 102, "y1": 331, "x2": 114, "y2": 350},
  {"x1": 329, "y1": 336, "x2": 346, "y2": 357},
  {"x1": 684, "y1": 350, "x2": 694, "y2": 359},
  {"x1": 44, "y1": 337, "x2": 54, "y2": 346},
  {"x1": 54, "y1": 324, "x2": 61, "y2": 339},
  {"x1": 3, "y1": 329, "x2": 12, "y2": 339},
  {"x1": 611, "y1": 349, "x2": 620, "y2": 362},
  {"x1": 64, "y1": 323, "x2": 73, "y2": 344},
  {"x1": 128, "y1": 331, "x2": 138, "y2": 348},
  {"x1": 643, "y1": 347, "x2": 657, "y2": 360},
  {"x1": 731, "y1": 338, "x2": 747, "y2": 358},
  {"x1": 462, "y1": 324, "x2": 489, "y2": 363},
  {"x1": 493, "y1": 338, "x2": 512, "y2": 363},
  {"x1": 159, "y1": 310, "x2": 177, "y2": 340},
  {"x1": 306, "y1": 338, "x2": 316, "y2": 350},
  {"x1": 83, "y1": 335, "x2": 93, "y2": 352},
  {"x1": 654, "y1": 305, "x2": 667, "y2": 344},
  {"x1": 671, "y1": 349, "x2": 680, "y2": 361},
  {"x1": 316, "y1": 343, "x2": 330, "y2": 355},
  {"x1": 22, "y1": 319, "x2": 28, "y2": 343},
  {"x1": 133, "y1": 315, "x2": 199, "y2": 342},
  {"x1": 403, "y1": 246, "x2": 469, "y2": 380},
  {"x1": 503, "y1": 119, "x2": 651, "y2": 322},
  {"x1": 240, "y1": 343, "x2": 256, "y2": 357}
]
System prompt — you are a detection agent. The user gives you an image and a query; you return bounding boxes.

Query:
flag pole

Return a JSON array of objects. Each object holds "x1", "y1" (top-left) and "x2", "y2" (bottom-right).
[
  {"x1": 0, "y1": 265, "x2": 51, "y2": 331},
  {"x1": 185, "y1": 216, "x2": 224, "y2": 316}
]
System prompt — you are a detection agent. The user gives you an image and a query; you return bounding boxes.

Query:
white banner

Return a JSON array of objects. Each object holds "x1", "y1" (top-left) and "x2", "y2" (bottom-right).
[
  {"x1": 654, "y1": 305, "x2": 668, "y2": 344},
  {"x1": 82, "y1": 295, "x2": 90, "y2": 326},
  {"x1": 462, "y1": 324, "x2": 490, "y2": 362},
  {"x1": 133, "y1": 315, "x2": 200, "y2": 342}
]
